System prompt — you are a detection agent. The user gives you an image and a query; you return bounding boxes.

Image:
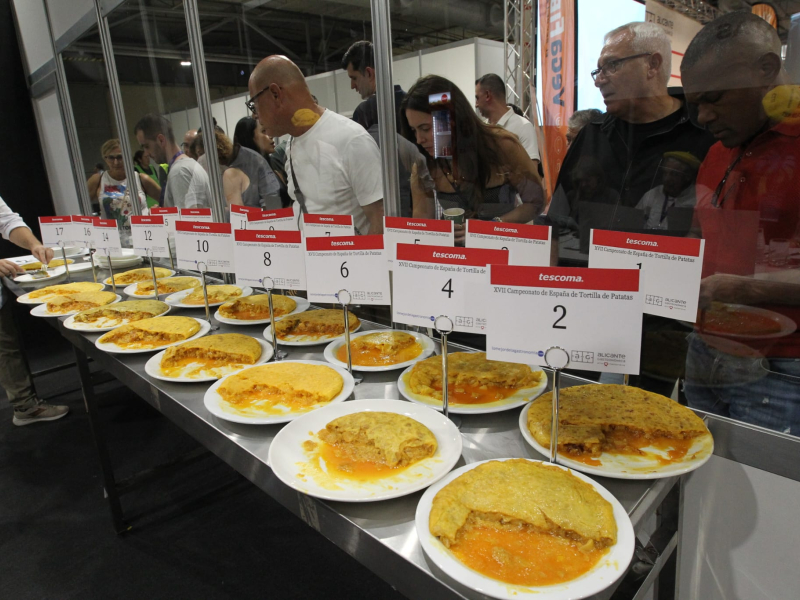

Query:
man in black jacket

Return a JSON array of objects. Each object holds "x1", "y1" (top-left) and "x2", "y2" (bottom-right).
[{"x1": 547, "y1": 21, "x2": 714, "y2": 263}]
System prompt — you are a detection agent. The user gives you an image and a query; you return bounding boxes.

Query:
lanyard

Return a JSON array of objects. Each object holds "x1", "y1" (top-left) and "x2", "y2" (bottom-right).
[
  {"x1": 711, "y1": 150, "x2": 746, "y2": 208},
  {"x1": 169, "y1": 150, "x2": 184, "y2": 168}
]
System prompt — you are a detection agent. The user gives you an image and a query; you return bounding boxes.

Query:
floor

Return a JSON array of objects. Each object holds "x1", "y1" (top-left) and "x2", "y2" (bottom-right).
[{"x1": 0, "y1": 318, "x2": 407, "y2": 600}]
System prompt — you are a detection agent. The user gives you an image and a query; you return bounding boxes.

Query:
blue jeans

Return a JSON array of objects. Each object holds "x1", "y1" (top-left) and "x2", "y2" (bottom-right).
[{"x1": 684, "y1": 333, "x2": 800, "y2": 436}]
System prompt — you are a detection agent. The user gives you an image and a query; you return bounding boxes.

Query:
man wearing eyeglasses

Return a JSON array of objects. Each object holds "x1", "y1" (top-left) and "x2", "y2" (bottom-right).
[
  {"x1": 247, "y1": 55, "x2": 384, "y2": 234},
  {"x1": 680, "y1": 12, "x2": 800, "y2": 435},
  {"x1": 546, "y1": 21, "x2": 714, "y2": 253}
]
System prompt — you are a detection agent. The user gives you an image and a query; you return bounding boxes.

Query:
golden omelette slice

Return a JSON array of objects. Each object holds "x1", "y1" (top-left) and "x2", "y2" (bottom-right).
[
  {"x1": 218, "y1": 294, "x2": 297, "y2": 320},
  {"x1": 45, "y1": 291, "x2": 117, "y2": 314},
  {"x1": 98, "y1": 316, "x2": 200, "y2": 349},
  {"x1": 181, "y1": 285, "x2": 243, "y2": 305},
  {"x1": 73, "y1": 300, "x2": 168, "y2": 324},
  {"x1": 106, "y1": 267, "x2": 172, "y2": 285}
]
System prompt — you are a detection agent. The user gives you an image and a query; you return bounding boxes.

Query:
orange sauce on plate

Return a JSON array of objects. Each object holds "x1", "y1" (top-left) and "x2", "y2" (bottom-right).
[
  {"x1": 566, "y1": 432, "x2": 695, "y2": 467},
  {"x1": 315, "y1": 442, "x2": 412, "y2": 482},
  {"x1": 432, "y1": 383, "x2": 517, "y2": 405},
  {"x1": 450, "y1": 527, "x2": 608, "y2": 586},
  {"x1": 336, "y1": 342, "x2": 422, "y2": 367},
  {"x1": 161, "y1": 356, "x2": 242, "y2": 379},
  {"x1": 219, "y1": 388, "x2": 325, "y2": 415}
]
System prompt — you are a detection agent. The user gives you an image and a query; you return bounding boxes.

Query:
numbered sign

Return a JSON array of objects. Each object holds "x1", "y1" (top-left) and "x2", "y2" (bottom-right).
[
  {"x1": 175, "y1": 221, "x2": 235, "y2": 273},
  {"x1": 466, "y1": 220, "x2": 551, "y2": 267},
  {"x1": 230, "y1": 205, "x2": 263, "y2": 230},
  {"x1": 305, "y1": 235, "x2": 390, "y2": 305},
  {"x1": 589, "y1": 229, "x2": 705, "y2": 322},
  {"x1": 180, "y1": 207, "x2": 213, "y2": 222},
  {"x1": 248, "y1": 207, "x2": 297, "y2": 231},
  {"x1": 93, "y1": 218, "x2": 123, "y2": 257},
  {"x1": 39, "y1": 216, "x2": 75, "y2": 247},
  {"x1": 151, "y1": 207, "x2": 179, "y2": 234},
  {"x1": 302, "y1": 213, "x2": 355, "y2": 237},
  {"x1": 233, "y1": 229, "x2": 306, "y2": 290},
  {"x1": 383, "y1": 216, "x2": 454, "y2": 269},
  {"x1": 485, "y1": 266, "x2": 643, "y2": 374},
  {"x1": 393, "y1": 244, "x2": 509, "y2": 333},
  {"x1": 131, "y1": 215, "x2": 170, "y2": 258},
  {"x1": 72, "y1": 215, "x2": 97, "y2": 247}
]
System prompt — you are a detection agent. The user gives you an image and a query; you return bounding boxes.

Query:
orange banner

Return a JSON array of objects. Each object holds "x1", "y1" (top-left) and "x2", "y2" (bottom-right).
[
  {"x1": 538, "y1": 0, "x2": 575, "y2": 201},
  {"x1": 752, "y1": 4, "x2": 778, "y2": 29}
]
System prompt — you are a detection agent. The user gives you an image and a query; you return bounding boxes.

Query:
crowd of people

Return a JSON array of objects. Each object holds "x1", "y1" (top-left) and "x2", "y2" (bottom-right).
[{"x1": 2, "y1": 11, "x2": 797, "y2": 436}]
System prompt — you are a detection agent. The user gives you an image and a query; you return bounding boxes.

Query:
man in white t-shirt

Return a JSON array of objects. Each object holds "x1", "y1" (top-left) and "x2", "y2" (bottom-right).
[
  {"x1": 247, "y1": 55, "x2": 384, "y2": 234},
  {"x1": 475, "y1": 73, "x2": 541, "y2": 167},
  {"x1": 134, "y1": 114, "x2": 211, "y2": 210}
]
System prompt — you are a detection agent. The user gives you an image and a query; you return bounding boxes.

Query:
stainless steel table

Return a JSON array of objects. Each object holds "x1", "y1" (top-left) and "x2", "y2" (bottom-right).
[{"x1": 4, "y1": 266, "x2": 679, "y2": 600}]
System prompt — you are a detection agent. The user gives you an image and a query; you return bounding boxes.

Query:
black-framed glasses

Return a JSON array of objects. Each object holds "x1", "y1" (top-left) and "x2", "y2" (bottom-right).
[
  {"x1": 591, "y1": 53, "x2": 653, "y2": 81},
  {"x1": 105, "y1": 154, "x2": 124, "y2": 162},
  {"x1": 245, "y1": 85, "x2": 271, "y2": 113}
]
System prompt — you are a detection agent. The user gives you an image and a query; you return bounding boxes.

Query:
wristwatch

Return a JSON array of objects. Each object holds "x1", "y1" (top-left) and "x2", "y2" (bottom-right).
[{"x1": 492, "y1": 217, "x2": 503, "y2": 223}]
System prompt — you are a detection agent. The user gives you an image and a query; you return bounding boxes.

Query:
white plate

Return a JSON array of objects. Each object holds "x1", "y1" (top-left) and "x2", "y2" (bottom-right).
[
  {"x1": 268, "y1": 399, "x2": 463, "y2": 502},
  {"x1": 213, "y1": 296, "x2": 311, "y2": 326},
  {"x1": 323, "y1": 330, "x2": 435, "y2": 372},
  {"x1": 415, "y1": 458, "x2": 635, "y2": 600},
  {"x1": 203, "y1": 360, "x2": 355, "y2": 425},
  {"x1": 165, "y1": 286, "x2": 253, "y2": 308},
  {"x1": 144, "y1": 338, "x2": 273, "y2": 383},
  {"x1": 92, "y1": 248, "x2": 140, "y2": 266},
  {"x1": 30, "y1": 294, "x2": 122, "y2": 318},
  {"x1": 123, "y1": 277, "x2": 203, "y2": 299},
  {"x1": 696, "y1": 303, "x2": 797, "y2": 340},
  {"x1": 13, "y1": 267, "x2": 68, "y2": 285},
  {"x1": 397, "y1": 361, "x2": 548, "y2": 414},
  {"x1": 104, "y1": 268, "x2": 176, "y2": 286},
  {"x1": 95, "y1": 317, "x2": 210, "y2": 354},
  {"x1": 519, "y1": 401, "x2": 714, "y2": 480},
  {"x1": 263, "y1": 319, "x2": 362, "y2": 346},
  {"x1": 62, "y1": 305, "x2": 171, "y2": 333},
  {"x1": 17, "y1": 282, "x2": 107, "y2": 305}
]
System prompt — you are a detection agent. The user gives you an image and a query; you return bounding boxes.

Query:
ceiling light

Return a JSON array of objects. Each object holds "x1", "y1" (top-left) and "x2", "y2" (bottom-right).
[{"x1": 180, "y1": 60, "x2": 192, "y2": 66}]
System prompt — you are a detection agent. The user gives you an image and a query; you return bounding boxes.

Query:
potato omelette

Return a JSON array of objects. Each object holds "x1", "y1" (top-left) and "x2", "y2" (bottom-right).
[
  {"x1": 407, "y1": 352, "x2": 542, "y2": 405},
  {"x1": 429, "y1": 459, "x2": 616, "y2": 586},
  {"x1": 274, "y1": 309, "x2": 360, "y2": 340},
  {"x1": 218, "y1": 294, "x2": 297, "y2": 320},
  {"x1": 45, "y1": 291, "x2": 117, "y2": 314},
  {"x1": 27, "y1": 281, "x2": 105, "y2": 301},
  {"x1": 181, "y1": 285, "x2": 243, "y2": 305},
  {"x1": 73, "y1": 300, "x2": 168, "y2": 324},
  {"x1": 160, "y1": 333, "x2": 261, "y2": 378},
  {"x1": 134, "y1": 277, "x2": 200, "y2": 295},
  {"x1": 527, "y1": 384, "x2": 710, "y2": 466},
  {"x1": 22, "y1": 258, "x2": 73, "y2": 270},
  {"x1": 311, "y1": 412, "x2": 437, "y2": 481},
  {"x1": 98, "y1": 316, "x2": 200, "y2": 349},
  {"x1": 216, "y1": 363, "x2": 343, "y2": 417},
  {"x1": 106, "y1": 267, "x2": 172, "y2": 285},
  {"x1": 336, "y1": 331, "x2": 422, "y2": 367}
]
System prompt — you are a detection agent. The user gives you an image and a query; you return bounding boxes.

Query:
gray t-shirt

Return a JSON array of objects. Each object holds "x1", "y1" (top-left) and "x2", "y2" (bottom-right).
[
  {"x1": 230, "y1": 147, "x2": 282, "y2": 210},
  {"x1": 164, "y1": 156, "x2": 211, "y2": 209}
]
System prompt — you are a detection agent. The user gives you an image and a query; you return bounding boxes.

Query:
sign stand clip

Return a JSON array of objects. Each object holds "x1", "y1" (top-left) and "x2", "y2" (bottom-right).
[
  {"x1": 434, "y1": 315, "x2": 460, "y2": 428},
  {"x1": 261, "y1": 276, "x2": 287, "y2": 361},
  {"x1": 196, "y1": 261, "x2": 219, "y2": 331},
  {"x1": 337, "y1": 289, "x2": 362, "y2": 385},
  {"x1": 59, "y1": 241, "x2": 72, "y2": 283},
  {"x1": 544, "y1": 346, "x2": 570, "y2": 464}
]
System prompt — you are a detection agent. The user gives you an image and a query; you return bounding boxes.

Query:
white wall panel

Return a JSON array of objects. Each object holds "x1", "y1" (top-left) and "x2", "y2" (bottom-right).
[
  {"x1": 306, "y1": 72, "x2": 339, "y2": 114},
  {"x1": 34, "y1": 92, "x2": 80, "y2": 216},
  {"x1": 186, "y1": 107, "x2": 201, "y2": 132},
  {"x1": 12, "y1": 0, "x2": 53, "y2": 75},
  {"x1": 46, "y1": 0, "x2": 94, "y2": 40},
  {"x1": 211, "y1": 101, "x2": 227, "y2": 134},
  {"x1": 167, "y1": 110, "x2": 190, "y2": 143},
  {"x1": 475, "y1": 40, "x2": 504, "y2": 80},
  {"x1": 421, "y1": 44, "x2": 476, "y2": 108},
  {"x1": 392, "y1": 54, "x2": 421, "y2": 94},
  {"x1": 334, "y1": 69, "x2": 361, "y2": 117},
  {"x1": 224, "y1": 96, "x2": 249, "y2": 140},
  {"x1": 679, "y1": 456, "x2": 800, "y2": 599}
]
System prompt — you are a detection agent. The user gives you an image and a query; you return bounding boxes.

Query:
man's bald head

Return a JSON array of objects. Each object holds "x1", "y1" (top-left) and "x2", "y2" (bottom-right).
[{"x1": 250, "y1": 55, "x2": 307, "y2": 90}]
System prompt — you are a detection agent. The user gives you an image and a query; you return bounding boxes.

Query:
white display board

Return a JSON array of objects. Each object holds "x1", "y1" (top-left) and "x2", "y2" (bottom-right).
[
  {"x1": 233, "y1": 229, "x2": 306, "y2": 290},
  {"x1": 174, "y1": 221, "x2": 235, "y2": 273}
]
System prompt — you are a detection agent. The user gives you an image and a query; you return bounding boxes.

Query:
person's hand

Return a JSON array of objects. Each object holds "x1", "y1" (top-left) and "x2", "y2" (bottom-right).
[
  {"x1": 30, "y1": 244, "x2": 54, "y2": 264},
  {"x1": 454, "y1": 222, "x2": 466, "y2": 246},
  {"x1": 0, "y1": 259, "x2": 24, "y2": 278}
]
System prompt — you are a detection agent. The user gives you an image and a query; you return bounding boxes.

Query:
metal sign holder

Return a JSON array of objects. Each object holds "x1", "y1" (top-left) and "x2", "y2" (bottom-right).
[
  {"x1": 196, "y1": 261, "x2": 218, "y2": 330},
  {"x1": 167, "y1": 241, "x2": 176, "y2": 270},
  {"x1": 434, "y1": 315, "x2": 460, "y2": 427},
  {"x1": 89, "y1": 247, "x2": 97, "y2": 284},
  {"x1": 59, "y1": 241, "x2": 72, "y2": 283},
  {"x1": 146, "y1": 249, "x2": 159, "y2": 296},
  {"x1": 337, "y1": 289, "x2": 363, "y2": 385},
  {"x1": 544, "y1": 346, "x2": 570, "y2": 464},
  {"x1": 261, "y1": 276, "x2": 287, "y2": 361},
  {"x1": 104, "y1": 248, "x2": 117, "y2": 294}
]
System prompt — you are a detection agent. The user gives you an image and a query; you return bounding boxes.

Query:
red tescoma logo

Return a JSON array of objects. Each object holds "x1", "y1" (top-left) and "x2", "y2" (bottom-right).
[{"x1": 442, "y1": 94, "x2": 448, "y2": 101}]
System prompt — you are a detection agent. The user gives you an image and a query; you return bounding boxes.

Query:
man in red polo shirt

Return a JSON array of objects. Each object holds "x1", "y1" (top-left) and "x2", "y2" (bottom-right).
[{"x1": 681, "y1": 11, "x2": 800, "y2": 435}]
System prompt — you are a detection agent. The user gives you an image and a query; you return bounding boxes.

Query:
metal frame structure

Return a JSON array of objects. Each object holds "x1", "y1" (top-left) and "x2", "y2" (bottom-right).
[
  {"x1": 652, "y1": 0, "x2": 718, "y2": 24},
  {"x1": 503, "y1": 0, "x2": 535, "y2": 118}
]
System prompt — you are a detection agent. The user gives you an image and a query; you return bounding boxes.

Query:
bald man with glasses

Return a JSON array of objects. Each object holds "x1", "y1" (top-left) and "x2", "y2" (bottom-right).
[{"x1": 546, "y1": 21, "x2": 714, "y2": 248}]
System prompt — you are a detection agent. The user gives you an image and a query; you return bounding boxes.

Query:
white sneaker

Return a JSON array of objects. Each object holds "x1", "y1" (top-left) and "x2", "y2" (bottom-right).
[{"x1": 12, "y1": 402, "x2": 69, "y2": 426}]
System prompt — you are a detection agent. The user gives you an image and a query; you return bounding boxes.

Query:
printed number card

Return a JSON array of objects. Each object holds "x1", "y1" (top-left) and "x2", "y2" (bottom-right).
[
  {"x1": 72, "y1": 215, "x2": 97, "y2": 247},
  {"x1": 233, "y1": 229, "x2": 306, "y2": 290},
  {"x1": 465, "y1": 220, "x2": 551, "y2": 266},
  {"x1": 393, "y1": 244, "x2": 509, "y2": 333},
  {"x1": 383, "y1": 216, "x2": 454, "y2": 269},
  {"x1": 486, "y1": 266, "x2": 643, "y2": 374},
  {"x1": 174, "y1": 221, "x2": 235, "y2": 273},
  {"x1": 302, "y1": 213, "x2": 355, "y2": 237},
  {"x1": 150, "y1": 207, "x2": 179, "y2": 234},
  {"x1": 248, "y1": 207, "x2": 297, "y2": 231},
  {"x1": 589, "y1": 229, "x2": 705, "y2": 322},
  {"x1": 230, "y1": 205, "x2": 263, "y2": 230},
  {"x1": 93, "y1": 218, "x2": 123, "y2": 257},
  {"x1": 305, "y1": 235, "x2": 390, "y2": 305},
  {"x1": 39, "y1": 216, "x2": 75, "y2": 247},
  {"x1": 131, "y1": 215, "x2": 170, "y2": 258},
  {"x1": 179, "y1": 207, "x2": 213, "y2": 222}
]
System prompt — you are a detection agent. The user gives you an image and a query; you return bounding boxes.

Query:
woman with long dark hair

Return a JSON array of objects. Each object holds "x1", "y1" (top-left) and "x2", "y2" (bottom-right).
[
  {"x1": 233, "y1": 116, "x2": 275, "y2": 158},
  {"x1": 401, "y1": 75, "x2": 544, "y2": 243}
]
